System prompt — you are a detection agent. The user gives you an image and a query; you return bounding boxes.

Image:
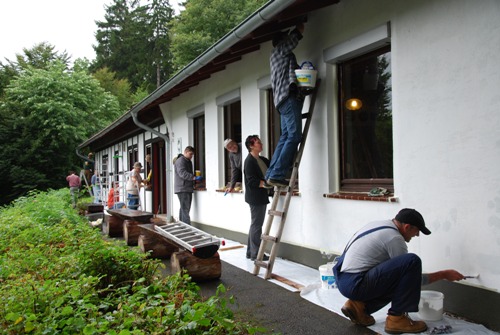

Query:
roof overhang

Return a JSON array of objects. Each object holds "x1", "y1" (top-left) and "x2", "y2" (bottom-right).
[{"x1": 79, "y1": 0, "x2": 340, "y2": 151}]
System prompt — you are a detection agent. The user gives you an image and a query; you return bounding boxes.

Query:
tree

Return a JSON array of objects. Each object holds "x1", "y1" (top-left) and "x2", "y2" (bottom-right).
[
  {"x1": 169, "y1": 0, "x2": 267, "y2": 71},
  {"x1": 0, "y1": 61, "x2": 121, "y2": 205},
  {"x1": 93, "y1": 0, "x2": 173, "y2": 92},
  {"x1": 93, "y1": 67, "x2": 135, "y2": 111},
  {"x1": 0, "y1": 42, "x2": 70, "y2": 98}
]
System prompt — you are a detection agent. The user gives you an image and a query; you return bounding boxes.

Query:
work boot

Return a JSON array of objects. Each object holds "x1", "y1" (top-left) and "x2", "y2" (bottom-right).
[
  {"x1": 341, "y1": 299, "x2": 375, "y2": 326},
  {"x1": 384, "y1": 313, "x2": 427, "y2": 334}
]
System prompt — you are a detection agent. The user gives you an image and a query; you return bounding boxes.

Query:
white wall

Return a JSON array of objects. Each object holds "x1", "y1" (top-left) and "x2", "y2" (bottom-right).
[{"x1": 99, "y1": 0, "x2": 500, "y2": 292}]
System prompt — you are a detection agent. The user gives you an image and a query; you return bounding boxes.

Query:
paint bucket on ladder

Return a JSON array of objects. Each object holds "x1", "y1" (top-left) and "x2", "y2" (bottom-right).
[
  {"x1": 295, "y1": 61, "x2": 318, "y2": 88},
  {"x1": 319, "y1": 263, "x2": 336, "y2": 289}
]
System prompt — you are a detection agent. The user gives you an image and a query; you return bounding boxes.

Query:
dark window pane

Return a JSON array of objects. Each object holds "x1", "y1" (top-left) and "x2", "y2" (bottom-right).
[{"x1": 339, "y1": 46, "x2": 393, "y2": 191}]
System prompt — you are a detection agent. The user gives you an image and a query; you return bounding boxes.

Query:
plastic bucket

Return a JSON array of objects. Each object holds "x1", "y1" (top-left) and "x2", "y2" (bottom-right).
[
  {"x1": 418, "y1": 290, "x2": 444, "y2": 321},
  {"x1": 319, "y1": 264, "x2": 336, "y2": 289},
  {"x1": 295, "y1": 69, "x2": 317, "y2": 88}
]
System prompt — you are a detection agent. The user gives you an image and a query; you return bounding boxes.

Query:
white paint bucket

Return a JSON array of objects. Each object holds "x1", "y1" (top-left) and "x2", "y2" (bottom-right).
[
  {"x1": 419, "y1": 290, "x2": 444, "y2": 321},
  {"x1": 295, "y1": 69, "x2": 317, "y2": 88},
  {"x1": 319, "y1": 264, "x2": 336, "y2": 289}
]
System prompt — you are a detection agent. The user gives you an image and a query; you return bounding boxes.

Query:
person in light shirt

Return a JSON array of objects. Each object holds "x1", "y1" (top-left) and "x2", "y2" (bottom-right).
[{"x1": 334, "y1": 208, "x2": 465, "y2": 334}]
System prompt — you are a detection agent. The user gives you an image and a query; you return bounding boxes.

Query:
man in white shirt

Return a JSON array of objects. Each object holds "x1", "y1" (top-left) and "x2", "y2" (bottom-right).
[{"x1": 334, "y1": 208, "x2": 465, "y2": 334}]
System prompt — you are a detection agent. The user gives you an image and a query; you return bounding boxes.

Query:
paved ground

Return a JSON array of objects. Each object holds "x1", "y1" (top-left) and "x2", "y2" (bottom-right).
[{"x1": 193, "y1": 260, "x2": 376, "y2": 335}]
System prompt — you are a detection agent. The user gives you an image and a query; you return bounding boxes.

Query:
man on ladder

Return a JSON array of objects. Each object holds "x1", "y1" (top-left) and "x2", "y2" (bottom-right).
[
  {"x1": 265, "y1": 22, "x2": 306, "y2": 188},
  {"x1": 254, "y1": 21, "x2": 320, "y2": 279}
]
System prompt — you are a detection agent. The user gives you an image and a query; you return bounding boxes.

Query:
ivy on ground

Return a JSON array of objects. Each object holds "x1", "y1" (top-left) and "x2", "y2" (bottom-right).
[{"x1": 0, "y1": 189, "x2": 268, "y2": 334}]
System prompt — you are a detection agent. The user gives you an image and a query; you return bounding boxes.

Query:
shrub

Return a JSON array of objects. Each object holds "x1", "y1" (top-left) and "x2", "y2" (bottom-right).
[{"x1": 0, "y1": 189, "x2": 267, "y2": 334}]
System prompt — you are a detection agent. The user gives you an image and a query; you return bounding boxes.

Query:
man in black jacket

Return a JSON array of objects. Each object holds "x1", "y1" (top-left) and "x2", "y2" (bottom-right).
[{"x1": 243, "y1": 135, "x2": 271, "y2": 261}]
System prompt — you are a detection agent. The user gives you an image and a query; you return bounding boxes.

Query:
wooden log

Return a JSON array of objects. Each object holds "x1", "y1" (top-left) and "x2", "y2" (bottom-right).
[
  {"x1": 138, "y1": 233, "x2": 177, "y2": 259},
  {"x1": 103, "y1": 214, "x2": 123, "y2": 237},
  {"x1": 123, "y1": 220, "x2": 142, "y2": 246},
  {"x1": 170, "y1": 251, "x2": 221, "y2": 282}
]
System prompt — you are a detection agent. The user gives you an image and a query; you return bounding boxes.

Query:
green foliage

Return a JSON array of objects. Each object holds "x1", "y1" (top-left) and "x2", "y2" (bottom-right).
[
  {"x1": 93, "y1": 0, "x2": 174, "y2": 92},
  {"x1": 0, "y1": 57, "x2": 121, "y2": 205},
  {"x1": 0, "y1": 42, "x2": 70, "y2": 98},
  {"x1": 93, "y1": 67, "x2": 135, "y2": 111},
  {"x1": 0, "y1": 189, "x2": 267, "y2": 334},
  {"x1": 169, "y1": 0, "x2": 267, "y2": 71}
]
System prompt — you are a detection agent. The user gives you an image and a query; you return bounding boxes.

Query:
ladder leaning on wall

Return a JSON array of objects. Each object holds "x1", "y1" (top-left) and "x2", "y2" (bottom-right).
[{"x1": 253, "y1": 80, "x2": 321, "y2": 280}]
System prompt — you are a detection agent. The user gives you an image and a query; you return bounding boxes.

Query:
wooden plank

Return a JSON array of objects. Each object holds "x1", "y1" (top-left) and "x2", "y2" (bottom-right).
[
  {"x1": 219, "y1": 245, "x2": 245, "y2": 252},
  {"x1": 270, "y1": 273, "x2": 305, "y2": 291},
  {"x1": 107, "y1": 208, "x2": 154, "y2": 222}
]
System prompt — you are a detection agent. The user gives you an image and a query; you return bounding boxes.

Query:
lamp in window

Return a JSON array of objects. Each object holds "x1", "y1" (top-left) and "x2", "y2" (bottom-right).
[{"x1": 346, "y1": 98, "x2": 362, "y2": 111}]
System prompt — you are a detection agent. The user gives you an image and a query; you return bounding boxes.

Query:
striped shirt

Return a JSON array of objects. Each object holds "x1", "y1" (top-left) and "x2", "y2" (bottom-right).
[{"x1": 270, "y1": 28, "x2": 303, "y2": 109}]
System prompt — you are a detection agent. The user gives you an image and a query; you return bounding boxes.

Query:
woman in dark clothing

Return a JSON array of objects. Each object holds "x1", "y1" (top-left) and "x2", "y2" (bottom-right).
[{"x1": 243, "y1": 135, "x2": 271, "y2": 261}]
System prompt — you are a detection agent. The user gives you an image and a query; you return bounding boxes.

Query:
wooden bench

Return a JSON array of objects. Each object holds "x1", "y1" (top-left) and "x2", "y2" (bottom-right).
[
  {"x1": 104, "y1": 208, "x2": 154, "y2": 241},
  {"x1": 137, "y1": 223, "x2": 222, "y2": 282}
]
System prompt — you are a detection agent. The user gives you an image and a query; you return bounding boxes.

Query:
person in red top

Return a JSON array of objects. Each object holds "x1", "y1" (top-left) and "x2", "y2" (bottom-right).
[{"x1": 66, "y1": 170, "x2": 81, "y2": 208}]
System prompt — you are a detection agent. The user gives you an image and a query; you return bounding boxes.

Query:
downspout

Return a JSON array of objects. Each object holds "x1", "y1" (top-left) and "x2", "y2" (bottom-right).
[
  {"x1": 75, "y1": 148, "x2": 94, "y2": 164},
  {"x1": 131, "y1": 111, "x2": 174, "y2": 222}
]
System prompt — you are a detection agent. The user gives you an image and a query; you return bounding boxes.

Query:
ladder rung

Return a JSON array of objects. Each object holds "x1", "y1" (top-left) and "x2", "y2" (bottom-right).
[
  {"x1": 176, "y1": 232, "x2": 197, "y2": 238},
  {"x1": 254, "y1": 260, "x2": 269, "y2": 269},
  {"x1": 261, "y1": 234, "x2": 278, "y2": 242},
  {"x1": 165, "y1": 227, "x2": 190, "y2": 233},
  {"x1": 268, "y1": 210, "x2": 283, "y2": 217},
  {"x1": 183, "y1": 235, "x2": 206, "y2": 243}
]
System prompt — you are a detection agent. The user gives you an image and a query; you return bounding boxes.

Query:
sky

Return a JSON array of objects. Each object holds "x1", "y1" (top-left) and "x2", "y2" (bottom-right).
[{"x1": 0, "y1": 0, "x2": 182, "y2": 63}]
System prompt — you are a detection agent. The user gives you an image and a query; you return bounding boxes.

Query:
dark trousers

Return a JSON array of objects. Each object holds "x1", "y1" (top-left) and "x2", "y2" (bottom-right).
[
  {"x1": 177, "y1": 192, "x2": 192, "y2": 225},
  {"x1": 246, "y1": 204, "x2": 267, "y2": 259},
  {"x1": 336, "y1": 253, "x2": 422, "y2": 315}
]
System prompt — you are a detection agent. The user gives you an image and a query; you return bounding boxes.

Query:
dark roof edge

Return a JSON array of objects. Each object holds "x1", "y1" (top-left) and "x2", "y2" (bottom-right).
[
  {"x1": 79, "y1": 0, "x2": 295, "y2": 149},
  {"x1": 129, "y1": 0, "x2": 295, "y2": 115}
]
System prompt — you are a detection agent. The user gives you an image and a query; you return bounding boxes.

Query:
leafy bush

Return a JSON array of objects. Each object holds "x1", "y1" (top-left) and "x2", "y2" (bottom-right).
[{"x1": 0, "y1": 189, "x2": 267, "y2": 334}]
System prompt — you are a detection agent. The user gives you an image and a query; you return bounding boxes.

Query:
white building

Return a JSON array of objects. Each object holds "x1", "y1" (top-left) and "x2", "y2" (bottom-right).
[{"x1": 79, "y1": 0, "x2": 500, "y2": 330}]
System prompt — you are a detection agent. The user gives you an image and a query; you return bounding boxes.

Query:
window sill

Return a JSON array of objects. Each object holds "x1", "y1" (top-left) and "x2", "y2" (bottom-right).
[
  {"x1": 214, "y1": 189, "x2": 301, "y2": 196},
  {"x1": 323, "y1": 192, "x2": 398, "y2": 202},
  {"x1": 215, "y1": 189, "x2": 243, "y2": 194}
]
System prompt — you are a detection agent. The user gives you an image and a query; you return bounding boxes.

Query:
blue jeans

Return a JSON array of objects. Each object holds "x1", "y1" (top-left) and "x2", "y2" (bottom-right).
[
  {"x1": 266, "y1": 95, "x2": 304, "y2": 180},
  {"x1": 336, "y1": 253, "x2": 422, "y2": 315},
  {"x1": 127, "y1": 193, "x2": 139, "y2": 210},
  {"x1": 92, "y1": 186, "x2": 100, "y2": 203}
]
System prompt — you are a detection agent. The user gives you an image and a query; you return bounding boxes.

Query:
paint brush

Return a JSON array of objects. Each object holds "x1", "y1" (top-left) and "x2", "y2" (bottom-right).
[{"x1": 464, "y1": 274, "x2": 479, "y2": 279}]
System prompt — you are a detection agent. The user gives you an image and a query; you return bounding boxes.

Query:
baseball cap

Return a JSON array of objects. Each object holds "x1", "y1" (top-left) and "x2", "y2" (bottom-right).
[{"x1": 395, "y1": 208, "x2": 431, "y2": 235}]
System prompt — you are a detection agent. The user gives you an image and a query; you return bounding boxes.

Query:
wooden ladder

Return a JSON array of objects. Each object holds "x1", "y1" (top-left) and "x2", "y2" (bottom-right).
[{"x1": 253, "y1": 80, "x2": 321, "y2": 279}]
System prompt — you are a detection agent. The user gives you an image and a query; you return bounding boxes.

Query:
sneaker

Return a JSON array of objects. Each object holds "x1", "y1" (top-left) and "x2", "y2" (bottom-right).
[
  {"x1": 262, "y1": 181, "x2": 274, "y2": 189},
  {"x1": 385, "y1": 314, "x2": 427, "y2": 334},
  {"x1": 341, "y1": 299, "x2": 375, "y2": 326},
  {"x1": 267, "y1": 179, "x2": 289, "y2": 187}
]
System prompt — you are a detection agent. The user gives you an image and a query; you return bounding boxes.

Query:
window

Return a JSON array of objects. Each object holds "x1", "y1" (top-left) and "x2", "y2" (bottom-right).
[
  {"x1": 266, "y1": 88, "x2": 280, "y2": 160},
  {"x1": 114, "y1": 150, "x2": 120, "y2": 178},
  {"x1": 338, "y1": 45, "x2": 393, "y2": 192},
  {"x1": 223, "y1": 101, "x2": 241, "y2": 187},
  {"x1": 128, "y1": 145, "x2": 138, "y2": 171},
  {"x1": 193, "y1": 115, "x2": 206, "y2": 189}
]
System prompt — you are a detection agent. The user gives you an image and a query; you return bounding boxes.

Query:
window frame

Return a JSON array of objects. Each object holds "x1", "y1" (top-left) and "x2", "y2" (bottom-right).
[{"x1": 338, "y1": 45, "x2": 393, "y2": 193}]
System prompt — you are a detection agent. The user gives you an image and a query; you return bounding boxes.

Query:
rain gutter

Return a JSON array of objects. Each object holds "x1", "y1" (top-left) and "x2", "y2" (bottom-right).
[
  {"x1": 131, "y1": 111, "x2": 174, "y2": 222},
  {"x1": 130, "y1": 0, "x2": 295, "y2": 221},
  {"x1": 128, "y1": 0, "x2": 295, "y2": 116}
]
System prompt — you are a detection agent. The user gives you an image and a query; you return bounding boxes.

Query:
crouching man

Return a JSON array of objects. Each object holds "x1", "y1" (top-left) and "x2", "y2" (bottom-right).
[{"x1": 334, "y1": 208, "x2": 465, "y2": 334}]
